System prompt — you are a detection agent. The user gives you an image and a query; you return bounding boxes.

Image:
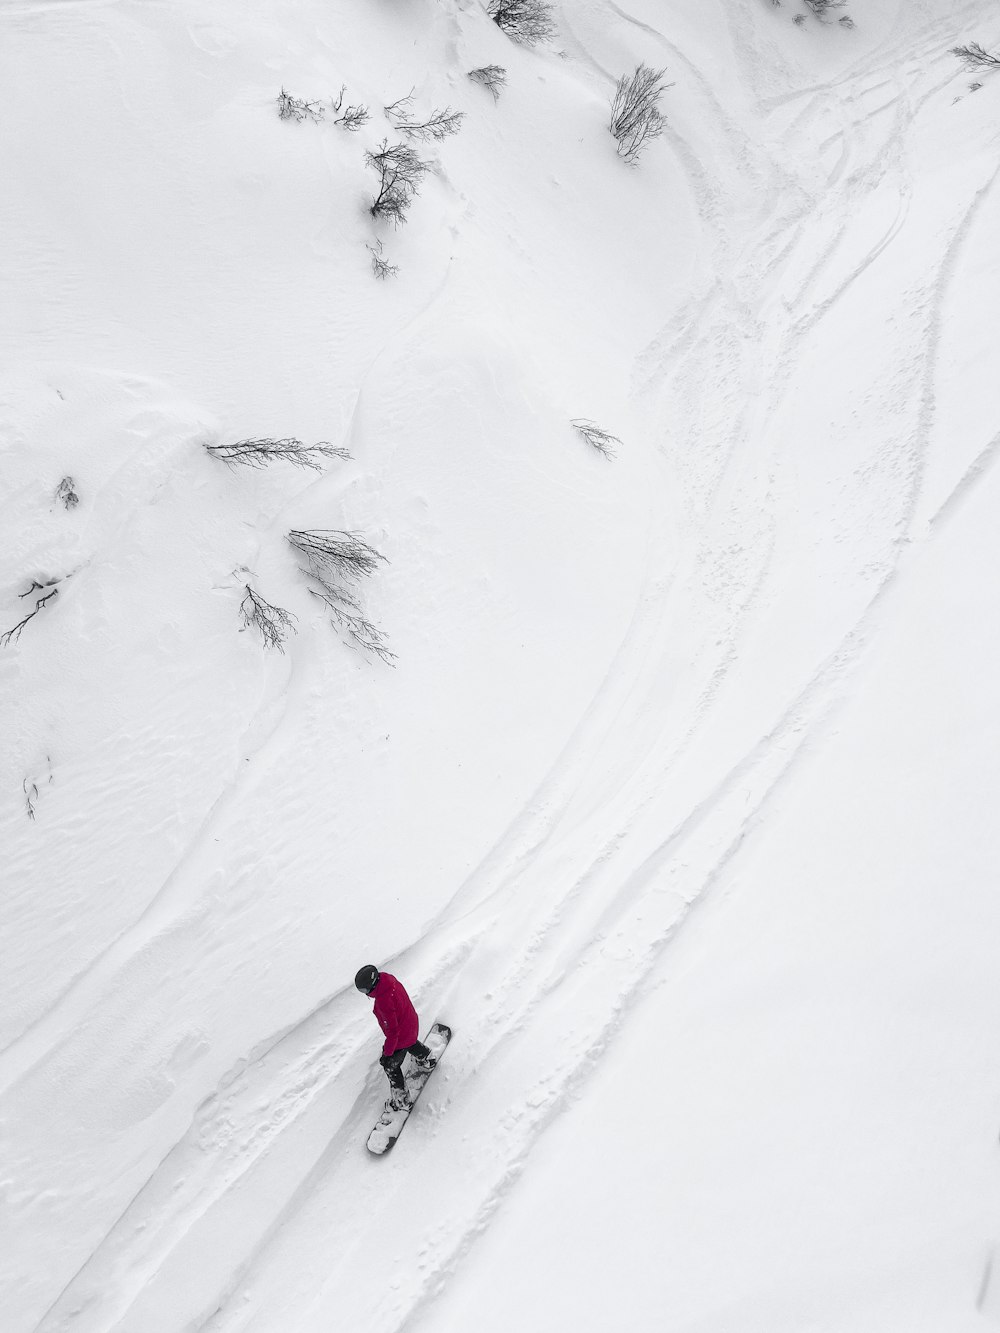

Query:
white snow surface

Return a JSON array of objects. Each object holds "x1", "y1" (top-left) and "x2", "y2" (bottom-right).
[{"x1": 2, "y1": 0, "x2": 1000, "y2": 1329}]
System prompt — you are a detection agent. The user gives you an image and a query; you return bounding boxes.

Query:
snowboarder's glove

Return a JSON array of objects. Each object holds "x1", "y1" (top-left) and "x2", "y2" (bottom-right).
[{"x1": 379, "y1": 1054, "x2": 393, "y2": 1069}]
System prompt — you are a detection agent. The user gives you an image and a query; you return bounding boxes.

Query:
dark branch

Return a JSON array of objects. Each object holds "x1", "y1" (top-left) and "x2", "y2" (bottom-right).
[{"x1": 206, "y1": 437, "x2": 351, "y2": 470}]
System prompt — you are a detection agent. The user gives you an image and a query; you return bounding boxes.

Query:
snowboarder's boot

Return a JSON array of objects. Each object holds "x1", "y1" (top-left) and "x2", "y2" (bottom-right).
[
  {"x1": 408, "y1": 1040, "x2": 437, "y2": 1074},
  {"x1": 389, "y1": 1087, "x2": 411, "y2": 1112}
]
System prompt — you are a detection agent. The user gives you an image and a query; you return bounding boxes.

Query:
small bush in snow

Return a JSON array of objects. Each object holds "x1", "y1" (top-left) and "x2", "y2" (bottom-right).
[
  {"x1": 366, "y1": 139, "x2": 430, "y2": 226},
  {"x1": 331, "y1": 85, "x2": 370, "y2": 131},
  {"x1": 951, "y1": 42, "x2": 1000, "y2": 71},
  {"x1": 367, "y1": 239, "x2": 399, "y2": 280},
  {"x1": 384, "y1": 92, "x2": 464, "y2": 142},
  {"x1": 488, "y1": 0, "x2": 555, "y2": 47},
  {"x1": 240, "y1": 584, "x2": 297, "y2": 652},
  {"x1": 277, "y1": 86, "x2": 369, "y2": 129},
  {"x1": 468, "y1": 65, "x2": 508, "y2": 102},
  {"x1": 801, "y1": 0, "x2": 847, "y2": 17},
  {"x1": 287, "y1": 529, "x2": 395, "y2": 664},
  {"x1": 610, "y1": 65, "x2": 670, "y2": 164},
  {"x1": 572, "y1": 419, "x2": 622, "y2": 459},
  {"x1": 277, "y1": 87, "x2": 326, "y2": 123},
  {"x1": 206, "y1": 437, "x2": 350, "y2": 470},
  {"x1": 774, "y1": 0, "x2": 853, "y2": 20},
  {"x1": 55, "y1": 476, "x2": 79, "y2": 509},
  {"x1": 2, "y1": 579, "x2": 59, "y2": 650},
  {"x1": 21, "y1": 757, "x2": 52, "y2": 821},
  {"x1": 288, "y1": 529, "x2": 385, "y2": 581}
]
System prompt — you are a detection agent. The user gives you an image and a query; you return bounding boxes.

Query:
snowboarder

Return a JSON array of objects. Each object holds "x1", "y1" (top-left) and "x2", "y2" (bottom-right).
[{"x1": 355, "y1": 964, "x2": 436, "y2": 1110}]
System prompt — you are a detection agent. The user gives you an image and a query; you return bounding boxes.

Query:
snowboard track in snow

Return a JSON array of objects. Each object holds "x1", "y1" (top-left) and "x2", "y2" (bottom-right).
[{"x1": 7, "y1": 2, "x2": 1000, "y2": 1330}]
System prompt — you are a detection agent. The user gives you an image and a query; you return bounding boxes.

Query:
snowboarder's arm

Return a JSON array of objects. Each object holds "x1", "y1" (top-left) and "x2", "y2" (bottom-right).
[{"x1": 376, "y1": 989, "x2": 400, "y2": 1056}]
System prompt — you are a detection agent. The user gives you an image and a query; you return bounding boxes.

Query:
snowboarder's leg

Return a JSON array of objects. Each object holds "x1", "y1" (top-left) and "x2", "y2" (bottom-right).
[
  {"x1": 379, "y1": 1049, "x2": 408, "y2": 1093},
  {"x1": 379, "y1": 1052, "x2": 411, "y2": 1110}
]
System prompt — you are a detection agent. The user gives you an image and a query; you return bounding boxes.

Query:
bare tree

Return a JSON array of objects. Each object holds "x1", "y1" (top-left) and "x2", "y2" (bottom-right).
[
  {"x1": 55, "y1": 476, "x2": 79, "y2": 509},
  {"x1": 366, "y1": 139, "x2": 430, "y2": 225},
  {"x1": 367, "y1": 239, "x2": 399, "y2": 280},
  {"x1": 287, "y1": 529, "x2": 395, "y2": 664},
  {"x1": 383, "y1": 90, "x2": 415, "y2": 121},
  {"x1": 206, "y1": 437, "x2": 350, "y2": 470},
  {"x1": 21, "y1": 756, "x2": 53, "y2": 821},
  {"x1": 288, "y1": 529, "x2": 386, "y2": 581},
  {"x1": 331, "y1": 85, "x2": 370, "y2": 131},
  {"x1": 488, "y1": 0, "x2": 555, "y2": 47},
  {"x1": 572, "y1": 419, "x2": 622, "y2": 459},
  {"x1": 277, "y1": 87, "x2": 325, "y2": 122},
  {"x1": 240, "y1": 584, "x2": 297, "y2": 651},
  {"x1": 277, "y1": 85, "x2": 371, "y2": 129},
  {"x1": 2, "y1": 579, "x2": 59, "y2": 649},
  {"x1": 802, "y1": 0, "x2": 846, "y2": 16},
  {"x1": 308, "y1": 583, "x2": 396, "y2": 664},
  {"x1": 773, "y1": 0, "x2": 853, "y2": 20},
  {"x1": 385, "y1": 92, "x2": 464, "y2": 141},
  {"x1": 951, "y1": 42, "x2": 1000, "y2": 71},
  {"x1": 468, "y1": 65, "x2": 508, "y2": 102},
  {"x1": 610, "y1": 65, "x2": 671, "y2": 164}
]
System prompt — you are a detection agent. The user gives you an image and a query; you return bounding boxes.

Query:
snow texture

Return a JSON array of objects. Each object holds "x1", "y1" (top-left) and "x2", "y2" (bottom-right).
[{"x1": 2, "y1": 0, "x2": 999, "y2": 1330}]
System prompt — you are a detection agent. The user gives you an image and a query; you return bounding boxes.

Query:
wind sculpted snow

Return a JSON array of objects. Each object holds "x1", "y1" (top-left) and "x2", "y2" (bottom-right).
[{"x1": 2, "y1": 0, "x2": 1000, "y2": 1330}]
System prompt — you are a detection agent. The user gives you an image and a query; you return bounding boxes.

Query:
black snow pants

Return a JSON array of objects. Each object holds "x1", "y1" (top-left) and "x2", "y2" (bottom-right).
[{"x1": 380, "y1": 1040, "x2": 431, "y2": 1090}]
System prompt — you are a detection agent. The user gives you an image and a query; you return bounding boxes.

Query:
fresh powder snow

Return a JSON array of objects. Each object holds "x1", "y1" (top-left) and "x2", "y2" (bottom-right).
[{"x1": 2, "y1": 0, "x2": 999, "y2": 1330}]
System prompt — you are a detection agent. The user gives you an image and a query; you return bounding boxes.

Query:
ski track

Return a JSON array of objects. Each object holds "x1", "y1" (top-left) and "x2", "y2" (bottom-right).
[
  {"x1": 20, "y1": 5, "x2": 1000, "y2": 1330},
  {"x1": 197, "y1": 542, "x2": 904, "y2": 1333},
  {"x1": 0, "y1": 583, "x2": 297, "y2": 1095}
]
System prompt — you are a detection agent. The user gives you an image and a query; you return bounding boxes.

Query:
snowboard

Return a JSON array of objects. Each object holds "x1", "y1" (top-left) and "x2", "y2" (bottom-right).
[{"x1": 366, "y1": 1022, "x2": 451, "y2": 1156}]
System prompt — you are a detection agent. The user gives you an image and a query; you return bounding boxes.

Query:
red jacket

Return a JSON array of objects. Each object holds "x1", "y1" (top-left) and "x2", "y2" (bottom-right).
[{"x1": 371, "y1": 972, "x2": 419, "y2": 1057}]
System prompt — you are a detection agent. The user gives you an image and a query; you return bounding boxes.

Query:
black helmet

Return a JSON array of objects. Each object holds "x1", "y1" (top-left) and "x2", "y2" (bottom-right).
[{"x1": 355, "y1": 964, "x2": 380, "y2": 994}]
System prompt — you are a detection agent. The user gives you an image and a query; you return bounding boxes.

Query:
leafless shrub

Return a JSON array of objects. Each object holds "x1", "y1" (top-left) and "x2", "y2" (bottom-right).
[
  {"x1": 21, "y1": 756, "x2": 53, "y2": 820},
  {"x1": 287, "y1": 529, "x2": 395, "y2": 664},
  {"x1": 468, "y1": 65, "x2": 508, "y2": 102},
  {"x1": 240, "y1": 584, "x2": 297, "y2": 652},
  {"x1": 311, "y1": 586, "x2": 396, "y2": 664},
  {"x1": 802, "y1": 0, "x2": 846, "y2": 16},
  {"x1": 277, "y1": 87, "x2": 326, "y2": 123},
  {"x1": 367, "y1": 239, "x2": 399, "y2": 280},
  {"x1": 288, "y1": 529, "x2": 385, "y2": 582},
  {"x1": 331, "y1": 85, "x2": 370, "y2": 131},
  {"x1": 206, "y1": 437, "x2": 350, "y2": 470},
  {"x1": 55, "y1": 476, "x2": 79, "y2": 509},
  {"x1": 277, "y1": 85, "x2": 370, "y2": 129},
  {"x1": 488, "y1": 0, "x2": 555, "y2": 47},
  {"x1": 610, "y1": 65, "x2": 670, "y2": 164},
  {"x1": 2, "y1": 579, "x2": 59, "y2": 649},
  {"x1": 385, "y1": 91, "x2": 464, "y2": 141},
  {"x1": 383, "y1": 91, "x2": 415, "y2": 121},
  {"x1": 337, "y1": 104, "x2": 370, "y2": 131},
  {"x1": 572, "y1": 419, "x2": 622, "y2": 459},
  {"x1": 365, "y1": 139, "x2": 430, "y2": 226},
  {"x1": 951, "y1": 42, "x2": 1000, "y2": 71}
]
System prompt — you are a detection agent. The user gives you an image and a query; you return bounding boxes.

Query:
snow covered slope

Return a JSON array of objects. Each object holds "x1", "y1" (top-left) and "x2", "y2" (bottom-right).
[{"x1": 2, "y1": 0, "x2": 999, "y2": 1329}]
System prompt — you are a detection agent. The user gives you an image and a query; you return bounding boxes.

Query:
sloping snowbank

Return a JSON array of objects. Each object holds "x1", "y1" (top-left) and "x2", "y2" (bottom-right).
[{"x1": 3, "y1": 0, "x2": 999, "y2": 1329}]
